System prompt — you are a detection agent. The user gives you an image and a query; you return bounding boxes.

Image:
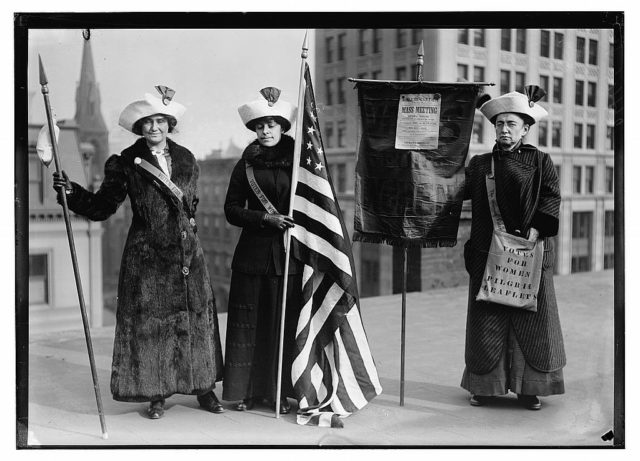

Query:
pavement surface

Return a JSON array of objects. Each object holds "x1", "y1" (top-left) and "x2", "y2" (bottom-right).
[{"x1": 22, "y1": 270, "x2": 616, "y2": 448}]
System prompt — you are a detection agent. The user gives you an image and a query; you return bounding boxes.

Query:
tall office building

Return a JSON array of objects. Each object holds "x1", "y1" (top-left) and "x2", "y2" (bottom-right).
[{"x1": 314, "y1": 28, "x2": 615, "y2": 297}]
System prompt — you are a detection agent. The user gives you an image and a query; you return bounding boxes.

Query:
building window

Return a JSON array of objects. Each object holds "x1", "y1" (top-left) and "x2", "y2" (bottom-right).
[
  {"x1": 606, "y1": 166, "x2": 614, "y2": 193},
  {"x1": 501, "y1": 29, "x2": 511, "y2": 51},
  {"x1": 540, "y1": 75, "x2": 549, "y2": 100},
  {"x1": 337, "y1": 120, "x2": 346, "y2": 147},
  {"x1": 553, "y1": 77, "x2": 563, "y2": 103},
  {"x1": 396, "y1": 29, "x2": 407, "y2": 48},
  {"x1": 586, "y1": 124, "x2": 595, "y2": 149},
  {"x1": 604, "y1": 210, "x2": 614, "y2": 269},
  {"x1": 588, "y1": 39, "x2": 598, "y2": 65},
  {"x1": 335, "y1": 163, "x2": 347, "y2": 193},
  {"x1": 325, "y1": 36, "x2": 334, "y2": 63},
  {"x1": 575, "y1": 80, "x2": 584, "y2": 106},
  {"x1": 606, "y1": 126, "x2": 614, "y2": 151},
  {"x1": 576, "y1": 37, "x2": 586, "y2": 63},
  {"x1": 538, "y1": 120, "x2": 548, "y2": 147},
  {"x1": 573, "y1": 166, "x2": 582, "y2": 194},
  {"x1": 411, "y1": 28, "x2": 422, "y2": 45},
  {"x1": 361, "y1": 256, "x2": 380, "y2": 297},
  {"x1": 411, "y1": 64, "x2": 420, "y2": 80},
  {"x1": 337, "y1": 33, "x2": 346, "y2": 61},
  {"x1": 516, "y1": 29, "x2": 526, "y2": 53},
  {"x1": 337, "y1": 78, "x2": 345, "y2": 104},
  {"x1": 458, "y1": 29, "x2": 469, "y2": 44},
  {"x1": 474, "y1": 29, "x2": 485, "y2": 47},
  {"x1": 587, "y1": 82, "x2": 597, "y2": 107},
  {"x1": 325, "y1": 79, "x2": 333, "y2": 106},
  {"x1": 608, "y1": 84, "x2": 614, "y2": 109},
  {"x1": 396, "y1": 66, "x2": 407, "y2": 81},
  {"x1": 357, "y1": 72, "x2": 368, "y2": 80},
  {"x1": 473, "y1": 66, "x2": 485, "y2": 82},
  {"x1": 515, "y1": 71, "x2": 526, "y2": 93},
  {"x1": 609, "y1": 43, "x2": 614, "y2": 67},
  {"x1": 500, "y1": 70, "x2": 510, "y2": 94},
  {"x1": 574, "y1": 123, "x2": 583, "y2": 148},
  {"x1": 552, "y1": 121, "x2": 562, "y2": 147},
  {"x1": 457, "y1": 64, "x2": 468, "y2": 82},
  {"x1": 585, "y1": 166, "x2": 594, "y2": 193},
  {"x1": 554, "y1": 32, "x2": 564, "y2": 59},
  {"x1": 29, "y1": 253, "x2": 49, "y2": 305},
  {"x1": 571, "y1": 211, "x2": 592, "y2": 273},
  {"x1": 540, "y1": 30, "x2": 550, "y2": 57},
  {"x1": 372, "y1": 29, "x2": 381, "y2": 54},
  {"x1": 371, "y1": 69, "x2": 381, "y2": 80},
  {"x1": 358, "y1": 29, "x2": 368, "y2": 56},
  {"x1": 325, "y1": 122, "x2": 334, "y2": 148},
  {"x1": 472, "y1": 116, "x2": 484, "y2": 144},
  {"x1": 29, "y1": 154, "x2": 44, "y2": 205}
]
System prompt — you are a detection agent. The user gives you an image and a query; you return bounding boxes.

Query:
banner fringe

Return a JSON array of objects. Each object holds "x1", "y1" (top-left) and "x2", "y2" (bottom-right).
[{"x1": 353, "y1": 232, "x2": 458, "y2": 248}]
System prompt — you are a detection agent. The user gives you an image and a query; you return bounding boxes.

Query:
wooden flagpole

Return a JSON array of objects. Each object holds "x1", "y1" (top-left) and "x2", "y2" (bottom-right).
[
  {"x1": 38, "y1": 55, "x2": 108, "y2": 439},
  {"x1": 275, "y1": 30, "x2": 309, "y2": 419}
]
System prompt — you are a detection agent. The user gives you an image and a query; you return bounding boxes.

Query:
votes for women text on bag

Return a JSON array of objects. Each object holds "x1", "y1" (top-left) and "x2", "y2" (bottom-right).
[{"x1": 475, "y1": 158, "x2": 544, "y2": 311}]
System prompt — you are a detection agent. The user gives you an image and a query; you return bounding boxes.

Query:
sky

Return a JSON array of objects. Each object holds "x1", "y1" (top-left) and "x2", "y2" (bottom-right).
[{"x1": 27, "y1": 28, "x2": 314, "y2": 158}]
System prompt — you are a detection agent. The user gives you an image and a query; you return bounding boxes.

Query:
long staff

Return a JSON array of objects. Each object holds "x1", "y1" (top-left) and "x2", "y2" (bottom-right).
[
  {"x1": 38, "y1": 55, "x2": 108, "y2": 439},
  {"x1": 275, "y1": 31, "x2": 309, "y2": 419}
]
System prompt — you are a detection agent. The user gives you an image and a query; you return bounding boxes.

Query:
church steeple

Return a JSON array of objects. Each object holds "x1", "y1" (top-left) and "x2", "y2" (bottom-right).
[{"x1": 74, "y1": 39, "x2": 109, "y2": 178}]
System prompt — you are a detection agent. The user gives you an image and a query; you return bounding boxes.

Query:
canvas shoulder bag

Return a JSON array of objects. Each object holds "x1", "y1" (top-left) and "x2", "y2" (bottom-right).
[{"x1": 475, "y1": 155, "x2": 544, "y2": 312}]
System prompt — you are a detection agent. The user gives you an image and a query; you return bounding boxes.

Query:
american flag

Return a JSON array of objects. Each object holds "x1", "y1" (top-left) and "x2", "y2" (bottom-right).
[{"x1": 289, "y1": 63, "x2": 382, "y2": 427}]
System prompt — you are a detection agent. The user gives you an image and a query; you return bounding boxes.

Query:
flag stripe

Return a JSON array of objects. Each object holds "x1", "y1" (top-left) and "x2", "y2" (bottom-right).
[
  {"x1": 291, "y1": 228, "x2": 352, "y2": 277},
  {"x1": 297, "y1": 166, "x2": 334, "y2": 201},
  {"x1": 293, "y1": 193, "x2": 344, "y2": 238}
]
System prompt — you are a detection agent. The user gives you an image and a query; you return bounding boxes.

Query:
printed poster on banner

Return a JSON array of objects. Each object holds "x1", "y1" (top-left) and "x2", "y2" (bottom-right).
[{"x1": 395, "y1": 93, "x2": 441, "y2": 150}]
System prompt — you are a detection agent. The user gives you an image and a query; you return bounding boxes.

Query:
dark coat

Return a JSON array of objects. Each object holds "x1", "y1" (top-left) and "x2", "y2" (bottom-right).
[
  {"x1": 463, "y1": 143, "x2": 566, "y2": 374},
  {"x1": 224, "y1": 135, "x2": 303, "y2": 275},
  {"x1": 65, "y1": 137, "x2": 223, "y2": 402}
]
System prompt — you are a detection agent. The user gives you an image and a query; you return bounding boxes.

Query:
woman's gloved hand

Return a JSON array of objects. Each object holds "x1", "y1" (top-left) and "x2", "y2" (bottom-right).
[
  {"x1": 262, "y1": 213, "x2": 295, "y2": 231},
  {"x1": 52, "y1": 170, "x2": 73, "y2": 196},
  {"x1": 527, "y1": 227, "x2": 540, "y2": 242}
]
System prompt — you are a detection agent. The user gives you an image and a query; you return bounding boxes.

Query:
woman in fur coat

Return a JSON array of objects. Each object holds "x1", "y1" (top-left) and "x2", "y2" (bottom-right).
[
  {"x1": 222, "y1": 87, "x2": 302, "y2": 414},
  {"x1": 53, "y1": 87, "x2": 224, "y2": 419}
]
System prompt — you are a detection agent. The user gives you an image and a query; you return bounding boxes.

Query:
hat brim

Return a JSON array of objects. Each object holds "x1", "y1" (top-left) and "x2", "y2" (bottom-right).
[
  {"x1": 119, "y1": 93, "x2": 186, "y2": 133},
  {"x1": 479, "y1": 92, "x2": 547, "y2": 125},
  {"x1": 238, "y1": 99, "x2": 296, "y2": 132}
]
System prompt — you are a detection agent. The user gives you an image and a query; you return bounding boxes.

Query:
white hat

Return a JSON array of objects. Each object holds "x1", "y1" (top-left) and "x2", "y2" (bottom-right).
[
  {"x1": 479, "y1": 88, "x2": 548, "y2": 125},
  {"x1": 238, "y1": 87, "x2": 296, "y2": 132},
  {"x1": 118, "y1": 86, "x2": 186, "y2": 133}
]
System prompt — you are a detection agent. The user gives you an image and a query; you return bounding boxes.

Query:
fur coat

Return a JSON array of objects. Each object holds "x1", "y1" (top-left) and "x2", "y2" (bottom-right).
[
  {"x1": 462, "y1": 143, "x2": 566, "y2": 374},
  {"x1": 65, "y1": 137, "x2": 223, "y2": 402}
]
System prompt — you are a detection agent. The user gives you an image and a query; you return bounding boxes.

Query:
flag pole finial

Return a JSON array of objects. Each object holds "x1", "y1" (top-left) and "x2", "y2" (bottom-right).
[
  {"x1": 38, "y1": 54, "x2": 49, "y2": 88},
  {"x1": 415, "y1": 41, "x2": 424, "y2": 82},
  {"x1": 301, "y1": 30, "x2": 309, "y2": 59}
]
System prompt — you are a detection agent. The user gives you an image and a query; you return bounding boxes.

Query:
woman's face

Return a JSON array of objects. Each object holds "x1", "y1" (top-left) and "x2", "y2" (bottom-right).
[
  {"x1": 494, "y1": 113, "x2": 529, "y2": 151},
  {"x1": 140, "y1": 114, "x2": 169, "y2": 147},
  {"x1": 255, "y1": 118, "x2": 282, "y2": 147}
]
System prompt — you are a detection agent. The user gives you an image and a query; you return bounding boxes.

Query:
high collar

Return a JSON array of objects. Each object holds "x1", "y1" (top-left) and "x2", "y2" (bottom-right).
[
  {"x1": 242, "y1": 134, "x2": 295, "y2": 168},
  {"x1": 492, "y1": 139, "x2": 524, "y2": 159}
]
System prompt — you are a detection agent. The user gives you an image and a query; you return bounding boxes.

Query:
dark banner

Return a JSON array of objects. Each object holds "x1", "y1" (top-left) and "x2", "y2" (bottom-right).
[{"x1": 353, "y1": 81, "x2": 482, "y2": 247}]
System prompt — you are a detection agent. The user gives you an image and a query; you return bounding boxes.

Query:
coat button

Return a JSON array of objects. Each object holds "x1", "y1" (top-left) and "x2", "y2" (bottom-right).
[
  {"x1": 182, "y1": 266, "x2": 189, "y2": 276},
  {"x1": 189, "y1": 217, "x2": 196, "y2": 227},
  {"x1": 181, "y1": 231, "x2": 187, "y2": 240}
]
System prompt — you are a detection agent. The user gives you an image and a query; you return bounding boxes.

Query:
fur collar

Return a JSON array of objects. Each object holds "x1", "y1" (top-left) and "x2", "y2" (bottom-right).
[{"x1": 242, "y1": 135, "x2": 295, "y2": 169}]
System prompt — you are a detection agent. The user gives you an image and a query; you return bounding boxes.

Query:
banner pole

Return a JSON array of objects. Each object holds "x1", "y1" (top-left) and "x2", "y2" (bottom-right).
[
  {"x1": 275, "y1": 30, "x2": 309, "y2": 419},
  {"x1": 400, "y1": 245, "x2": 407, "y2": 406}
]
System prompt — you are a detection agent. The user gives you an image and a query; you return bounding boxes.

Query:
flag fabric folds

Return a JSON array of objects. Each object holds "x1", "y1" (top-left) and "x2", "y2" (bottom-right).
[
  {"x1": 353, "y1": 81, "x2": 482, "y2": 247},
  {"x1": 289, "y1": 63, "x2": 382, "y2": 427}
]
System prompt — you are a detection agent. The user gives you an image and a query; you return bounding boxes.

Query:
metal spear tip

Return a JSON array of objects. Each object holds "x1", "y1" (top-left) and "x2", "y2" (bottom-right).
[
  {"x1": 417, "y1": 41, "x2": 424, "y2": 57},
  {"x1": 301, "y1": 30, "x2": 309, "y2": 58},
  {"x1": 38, "y1": 54, "x2": 48, "y2": 86}
]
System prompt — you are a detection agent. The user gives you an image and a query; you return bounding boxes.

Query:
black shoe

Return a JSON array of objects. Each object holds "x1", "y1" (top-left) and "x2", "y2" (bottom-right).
[
  {"x1": 234, "y1": 398, "x2": 255, "y2": 411},
  {"x1": 517, "y1": 394, "x2": 541, "y2": 410},
  {"x1": 276, "y1": 398, "x2": 291, "y2": 414},
  {"x1": 198, "y1": 391, "x2": 225, "y2": 414},
  {"x1": 147, "y1": 399, "x2": 165, "y2": 419},
  {"x1": 470, "y1": 395, "x2": 489, "y2": 407}
]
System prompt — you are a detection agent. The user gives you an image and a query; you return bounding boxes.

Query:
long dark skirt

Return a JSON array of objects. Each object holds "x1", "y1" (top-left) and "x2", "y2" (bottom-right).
[{"x1": 222, "y1": 271, "x2": 303, "y2": 402}]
